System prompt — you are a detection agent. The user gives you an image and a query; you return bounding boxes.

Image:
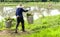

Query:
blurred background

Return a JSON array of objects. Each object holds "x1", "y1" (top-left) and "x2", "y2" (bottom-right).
[{"x1": 0, "y1": 0, "x2": 60, "y2": 37}]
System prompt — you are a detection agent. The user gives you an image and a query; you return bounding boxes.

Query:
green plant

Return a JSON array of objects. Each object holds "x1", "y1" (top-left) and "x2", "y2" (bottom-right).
[
  {"x1": 4, "y1": 17, "x2": 14, "y2": 22},
  {"x1": 27, "y1": 13, "x2": 33, "y2": 16}
]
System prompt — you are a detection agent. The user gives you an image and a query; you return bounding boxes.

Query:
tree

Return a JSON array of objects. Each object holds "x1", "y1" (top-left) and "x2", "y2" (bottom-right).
[
  {"x1": 41, "y1": 0, "x2": 47, "y2": 2},
  {"x1": 52, "y1": 0, "x2": 59, "y2": 2},
  {"x1": 0, "y1": 0, "x2": 4, "y2": 2}
]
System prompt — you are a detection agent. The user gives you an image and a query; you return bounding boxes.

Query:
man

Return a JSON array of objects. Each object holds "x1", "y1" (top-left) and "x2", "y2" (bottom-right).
[{"x1": 15, "y1": 4, "x2": 29, "y2": 33}]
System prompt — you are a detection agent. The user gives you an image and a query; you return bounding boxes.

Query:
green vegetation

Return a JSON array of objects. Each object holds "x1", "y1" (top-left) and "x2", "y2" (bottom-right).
[
  {"x1": 0, "y1": 14, "x2": 60, "y2": 37},
  {"x1": 0, "y1": 2, "x2": 60, "y2": 9},
  {"x1": 0, "y1": 0, "x2": 60, "y2": 2},
  {"x1": 0, "y1": 2, "x2": 60, "y2": 37}
]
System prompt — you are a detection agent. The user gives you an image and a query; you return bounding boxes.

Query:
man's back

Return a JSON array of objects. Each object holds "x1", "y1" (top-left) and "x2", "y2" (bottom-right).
[
  {"x1": 16, "y1": 8, "x2": 23, "y2": 16},
  {"x1": 16, "y1": 7, "x2": 28, "y2": 17}
]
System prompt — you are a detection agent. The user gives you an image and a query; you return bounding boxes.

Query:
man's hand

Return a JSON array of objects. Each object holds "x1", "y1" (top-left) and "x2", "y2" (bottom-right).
[{"x1": 26, "y1": 7, "x2": 31, "y2": 11}]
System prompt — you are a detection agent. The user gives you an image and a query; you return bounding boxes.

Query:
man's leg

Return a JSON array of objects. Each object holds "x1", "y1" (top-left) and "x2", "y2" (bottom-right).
[
  {"x1": 15, "y1": 22, "x2": 19, "y2": 33},
  {"x1": 21, "y1": 20, "x2": 25, "y2": 32},
  {"x1": 15, "y1": 17, "x2": 20, "y2": 33}
]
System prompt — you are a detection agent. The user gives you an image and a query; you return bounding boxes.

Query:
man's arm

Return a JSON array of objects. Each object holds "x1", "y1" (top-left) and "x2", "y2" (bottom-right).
[{"x1": 22, "y1": 8, "x2": 29, "y2": 12}]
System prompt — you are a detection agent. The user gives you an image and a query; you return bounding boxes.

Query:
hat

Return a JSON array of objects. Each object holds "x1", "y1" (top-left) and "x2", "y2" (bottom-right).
[{"x1": 16, "y1": 4, "x2": 24, "y2": 8}]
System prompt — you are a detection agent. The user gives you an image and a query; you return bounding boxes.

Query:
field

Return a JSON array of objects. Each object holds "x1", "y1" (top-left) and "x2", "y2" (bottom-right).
[
  {"x1": 0, "y1": 2, "x2": 60, "y2": 37},
  {"x1": 0, "y1": 15, "x2": 60, "y2": 37}
]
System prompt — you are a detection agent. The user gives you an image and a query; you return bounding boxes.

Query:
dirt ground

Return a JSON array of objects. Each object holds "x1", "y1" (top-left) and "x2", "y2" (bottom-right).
[{"x1": 0, "y1": 30, "x2": 30, "y2": 36}]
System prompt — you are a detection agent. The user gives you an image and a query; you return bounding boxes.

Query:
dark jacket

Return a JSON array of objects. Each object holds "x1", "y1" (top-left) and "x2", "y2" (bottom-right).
[{"x1": 16, "y1": 8, "x2": 28, "y2": 17}]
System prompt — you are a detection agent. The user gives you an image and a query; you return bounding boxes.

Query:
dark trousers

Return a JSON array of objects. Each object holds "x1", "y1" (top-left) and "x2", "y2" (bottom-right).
[{"x1": 15, "y1": 17, "x2": 25, "y2": 32}]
